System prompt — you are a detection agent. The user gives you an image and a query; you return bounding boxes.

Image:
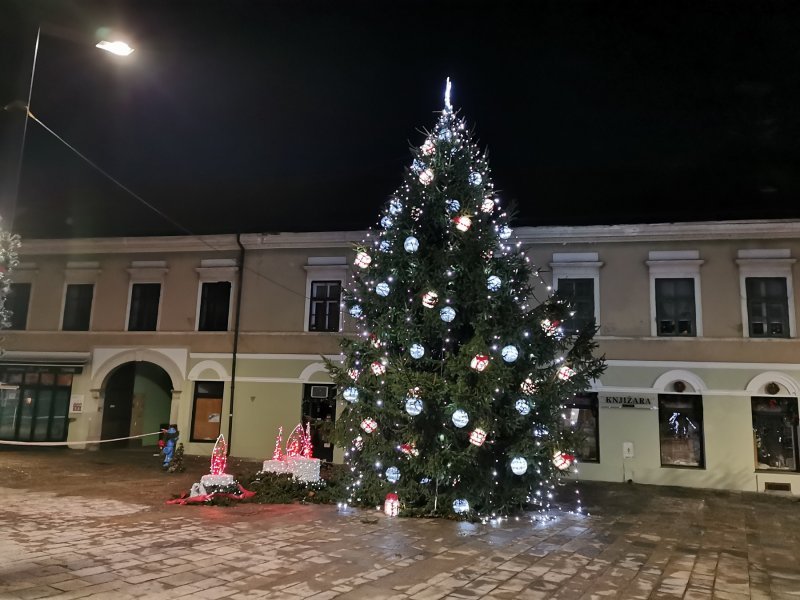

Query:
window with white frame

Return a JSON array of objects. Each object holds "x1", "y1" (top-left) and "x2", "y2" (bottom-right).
[
  {"x1": 6, "y1": 262, "x2": 37, "y2": 331},
  {"x1": 550, "y1": 252, "x2": 603, "y2": 334},
  {"x1": 61, "y1": 262, "x2": 100, "y2": 331},
  {"x1": 305, "y1": 257, "x2": 347, "y2": 332},
  {"x1": 195, "y1": 259, "x2": 237, "y2": 332},
  {"x1": 737, "y1": 249, "x2": 796, "y2": 338},
  {"x1": 126, "y1": 261, "x2": 168, "y2": 332},
  {"x1": 647, "y1": 251, "x2": 704, "y2": 337}
]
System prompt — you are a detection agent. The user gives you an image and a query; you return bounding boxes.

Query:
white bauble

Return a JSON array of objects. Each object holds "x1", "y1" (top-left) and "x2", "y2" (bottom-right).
[
  {"x1": 501, "y1": 345, "x2": 519, "y2": 363},
  {"x1": 385, "y1": 466, "x2": 401, "y2": 483},
  {"x1": 510, "y1": 457, "x2": 528, "y2": 475},
  {"x1": 349, "y1": 305, "x2": 363, "y2": 318},
  {"x1": 404, "y1": 236, "x2": 420, "y2": 253},
  {"x1": 389, "y1": 198, "x2": 403, "y2": 215},
  {"x1": 469, "y1": 172, "x2": 482, "y2": 186},
  {"x1": 515, "y1": 399, "x2": 531, "y2": 415},
  {"x1": 410, "y1": 343, "x2": 425, "y2": 359},
  {"x1": 451, "y1": 409, "x2": 469, "y2": 428},
  {"x1": 380, "y1": 216, "x2": 393, "y2": 229},
  {"x1": 376, "y1": 282, "x2": 390, "y2": 297},
  {"x1": 343, "y1": 387, "x2": 359, "y2": 402},
  {"x1": 498, "y1": 224, "x2": 512, "y2": 239},
  {"x1": 440, "y1": 306, "x2": 456, "y2": 322},
  {"x1": 487, "y1": 275, "x2": 501, "y2": 291},
  {"x1": 405, "y1": 397, "x2": 423, "y2": 416}
]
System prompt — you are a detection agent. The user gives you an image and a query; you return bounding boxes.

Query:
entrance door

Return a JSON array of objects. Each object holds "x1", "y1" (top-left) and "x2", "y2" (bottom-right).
[
  {"x1": 101, "y1": 363, "x2": 136, "y2": 447},
  {"x1": 302, "y1": 384, "x2": 336, "y2": 462}
]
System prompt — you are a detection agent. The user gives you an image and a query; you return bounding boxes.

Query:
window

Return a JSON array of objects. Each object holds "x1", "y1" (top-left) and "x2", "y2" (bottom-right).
[
  {"x1": 655, "y1": 278, "x2": 696, "y2": 336},
  {"x1": 550, "y1": 253, "x2": 603, "y2": 333},
  {"x1": 198, "y1": 281, "x2": 232, "y2": 331},
  {"x1": 557, "y1": 278, "x2": 594, "y2": 335},
  {"x1": 658, "y1": 394, "x2": 705, "y2": 468},
  {"x1": 62, "y1": 284, "x2": 93, "y2": 331},
  {"x1": 0, "y1": 366, "x2": 74, "y2": 441},
  {"x1": 563, "y1": 393, "x2": 599, "y2": 462},
  {"x1": 752, "y1": 397, "x2": 798, "y2": 471},
  {"x1": 191, "y1": 381, "x2": 224, "y2": 441},
  {"x1": 309, "y1": 281, "x2": 341, "y2": 332},
  {"x1": 128, "y1": 283, "x2": 161, "y2": 331},
  {"x1": 6, "y1": 283, "x2": 31, "y2": 330},
  {"x1": 746, "y1": 278, "x2": 789, "y2": 338},
  {"x1": 648, "y1": 251, "x2": 703, "y2": 337}
]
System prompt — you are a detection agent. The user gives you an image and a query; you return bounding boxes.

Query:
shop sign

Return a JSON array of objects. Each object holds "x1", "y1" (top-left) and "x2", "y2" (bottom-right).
[
  {"x1": 70, "y1": 394, "x2": 84, "y2": 414},
  {"x1": 599, "y1": 392, "x2": 657, "y2": 409}
]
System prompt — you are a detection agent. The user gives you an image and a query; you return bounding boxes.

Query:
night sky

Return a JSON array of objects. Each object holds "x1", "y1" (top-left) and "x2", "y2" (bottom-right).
[{"x1": 2, "y1": 0, "x2": 800, "y2": 239}]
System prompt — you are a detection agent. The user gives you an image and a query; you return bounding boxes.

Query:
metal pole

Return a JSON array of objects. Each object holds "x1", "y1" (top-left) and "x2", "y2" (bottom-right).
[{"x1": 227, "y1": 233, "x2": 245, "y2": 454}]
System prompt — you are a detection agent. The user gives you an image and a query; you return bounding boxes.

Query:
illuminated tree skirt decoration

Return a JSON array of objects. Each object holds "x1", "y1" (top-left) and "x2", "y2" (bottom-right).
[
  {"x1": 376, "y1": 282, "x2": 390, "y2": 296},
  {"x1": 389, "y1": 198, "x2": 403, "y2": 215},
  {"x1": 452, "y1": 409, "x2": 469, "y2": 428},
  {"x1": 384, "y1": 492, "x2": 400, "y2": 516},
  {"x1": 349, "y1": 304, "x2": 363, "y2": 318},
  {"x1": 445, "y1": 198, "x2": 461, "y2": 213},
  {"x1": 370, "y1": 361, "x2": 386, "y2": 376},
  {"x1": 498, "y1": 224, "x2": 513, "y2": 239},
  {"x1": 452, "y1": 498, "x2": 470, "y2": 514},
  {"x1": 469, "y1": 428, "x2": 487, "y2": 446},
  {"x1": 557, "y1": 365, "x2": 576, "y2": 381},
  {"x1": 510, "y1": 456, "x2": 528, "y2": 475},
  {"x1": 515, "y1": 398, "x2": 531, "y2": 415},
  {"x1": 380, "y1": 216, "x2": 394, "y2": 229},
  {"x1": 481, "y1": 198, "x2": 495, "y2": 213},
  {"x1": 487, "y1": 275, "x2": 502, "y2": 291},
  {"x1": 501, "y1": 345, "x2": 519, "y2": 362},
  {"x1": 453, "y1": 215, "x2": 472, "y2": 232},
  {"x1": 468, "y1": 172, "x2": 483, "y2": 186},
  {"x1": 343, "y1": 387, "x2": 359, "y2": 402},
  {"x1": 385, "y1": 466, "x2": 401, "y2": 483},
  {"x1": 553, "y1": 451, "x2": 575, "y2": 471},
  {"x1": 354, "y1": 252, "x2": 372, "y2": 269},
  {"x1": 404, "y1": 236, "x2": 420, "y2": 253},
  {"x1": 440, "y1": 306, "x2": 456, "y2": 322},
  {"x1": 421, "y1": 138, "x2": 436, "y2": 155},
  {"x1": 360, "y1": 418, "x2": 378, "y2": 433},
  {"x1": 379, "y1": 240, "x2": 391, "y2": 252},
  {"x1": 470, "y1": 354, "x2": 490, "y2": 372},
  {"x1": 405, "y1": 397, "x2": 423, "y2": 416},
  {"x1": 422, "y1": 290, "x2": 438, "y2": 308},
  {"x1": 419, "y1": 168, "x2": 434, "y2": 185},
  {"x1": 410, "y1": 343, "x2": 425, "y2": 359},
  {"x1": 520, "y1": 377, "x2": 537, "y2": 394},
  {"x1": 347, "y1": 368, "x2": 360, "y2": 380}
]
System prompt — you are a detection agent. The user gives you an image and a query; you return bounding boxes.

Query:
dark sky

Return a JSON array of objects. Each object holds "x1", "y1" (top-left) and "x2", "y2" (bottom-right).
[{"x1": 2, "y1": 0, "x2": 800, "y2": 239}]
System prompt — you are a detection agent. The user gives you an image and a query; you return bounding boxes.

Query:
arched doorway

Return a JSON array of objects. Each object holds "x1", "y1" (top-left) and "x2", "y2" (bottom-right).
[{"x1": 101, "y1": 361, "x2": 173, "y2": 448}]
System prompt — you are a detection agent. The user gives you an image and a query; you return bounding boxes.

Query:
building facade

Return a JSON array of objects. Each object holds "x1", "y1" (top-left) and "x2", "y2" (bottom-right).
[{"x1": 2, "y1": 220, "x2": 800, "y2": 495}]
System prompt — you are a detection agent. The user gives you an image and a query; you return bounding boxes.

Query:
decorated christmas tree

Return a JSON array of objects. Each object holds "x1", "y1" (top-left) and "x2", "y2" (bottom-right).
[
  {"x1": 0, "y1": 219, "x2": 21, "y2": 333},
  {"x1": 328, "y1": 80, "x2": 605, "y2": 519}
]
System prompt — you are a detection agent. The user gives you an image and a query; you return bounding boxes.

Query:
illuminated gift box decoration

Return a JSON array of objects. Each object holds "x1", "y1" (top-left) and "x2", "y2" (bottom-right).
[
  {"x1": 370, "y1": 361, "x2": 386, "y2": 376},
  {"x1": 469, "y1": 428, "x2": 487, "y2": 447},
  {"x1": 453, "y1": 215, "x2": 472, "y2": 232},
  {"x1": 354, "y1": 252, "x2": 372, "y2": 269},
  {"x1": 553, "y1": 450, "x2": 575, "y2": 471},
  {"x1": 384, "y1": 492, "x2": 400, "y2": 516},
  {"x1": 360, "y1": 418, "x2": 378, "y2": 433},
  {"x1": 262, "y1": 424, "x2": 321, "y2": 482},
  {"x1": 470, "y1": 354, "x2": 490, "y2": 372},
  {"x1": 419, "y1": 168, "x2": 434, "y2": 185},
  {"x1": 481, "y1": 198, "x2": 495, "y2": 213},
  {"x1": 422, "y1": 290, "x2": 438, "y2": 308},
  {"x1": 557, "y1": 365, "x2": 576, "y2": 381}
]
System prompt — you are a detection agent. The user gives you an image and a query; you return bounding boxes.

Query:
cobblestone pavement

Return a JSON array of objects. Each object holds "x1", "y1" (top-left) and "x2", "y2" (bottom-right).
[{"x1": 1, "y1": 449, "x2": 800, "y2": 599}]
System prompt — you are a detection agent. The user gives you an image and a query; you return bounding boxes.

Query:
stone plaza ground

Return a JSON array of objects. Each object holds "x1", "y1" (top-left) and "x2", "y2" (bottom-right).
[{"x1": 1, "y1": 448, "x2": 799, "y2": 599}]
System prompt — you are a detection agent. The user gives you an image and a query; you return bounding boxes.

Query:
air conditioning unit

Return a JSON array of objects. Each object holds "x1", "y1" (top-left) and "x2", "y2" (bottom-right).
[{"x1": 310, "y1": 386, "x2": 330, "y2": 399}]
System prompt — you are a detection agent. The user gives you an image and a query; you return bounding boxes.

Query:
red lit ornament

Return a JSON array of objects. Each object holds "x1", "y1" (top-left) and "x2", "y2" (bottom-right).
[
  {"x1": 360, "y1": 418, "x2": 378, "y2": 433},
  {"x1": 470, "y1": 354, "x2": 490, "y2": 372},
  {"x1": 400, "y1": 442, "x2": 419, "y2": 457},
  {"x1": 469, "y1": 428, "x2": 487, "y2": 446},
  {"x1": 553, "y1": 451, "x2": 575, "y2": 470},
  {"x1": 557, "y1": 365, "x2": 576, "y2": 381},
  {"x1": 422, "y1": 291, "x2": 438, "y2": 308},
  {"x1": 453, "y1": 215, "x2": 472, "y2": 232},
  {"x1": 370, "y1": 361, "x2": 386, "y2": 376}
]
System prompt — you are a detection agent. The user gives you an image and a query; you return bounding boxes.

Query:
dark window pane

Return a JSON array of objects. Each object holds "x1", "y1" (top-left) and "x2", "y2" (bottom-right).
[
  {"x1": 0, "y1": 389, "x2": 19, "y2": 439},
  {"x1": 49, "y1": 390, "x2": 70, "y2": 441},
  {"x1": 32, "y1": 389, "x2": 52, "y2": 442},
  {"x1": 62, "y1": 284, "x2": 93, "y2": 331},
  {"x1": 564, "y1": 393, "x2": 599, "y2": 462},
  {"x1": 6, "y1": 283, "x2": 31, "y2": 330},
  {"x1": 309, "y1": 281, "x2": 341, "y2": 332},
  {"x1": 746, "y1": 278, "x2": 789, "y2": 338},
  {"x1": 752, "y1": 397, "x2": 799, "y2": 470},
  {"x1": 659, "y1": 395, "x2": 704, "y2": 467},
  {"x1": 128, "y1": 283, "x2": 160, "y2": 331},
  {"x1": 655, "y1": 278, "x2": 696, "y2": 337},
  {"x1": 198, "y1": 282, "x2": 231, "y2": 331},
  {"x1": 557, "y1": 278, "x2": 594, "y2": 335}
]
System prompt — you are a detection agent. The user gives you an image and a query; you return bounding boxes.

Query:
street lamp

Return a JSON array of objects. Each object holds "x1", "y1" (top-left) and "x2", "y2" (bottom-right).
[{"x1": 3, "y1": 26, "x2": 135, "y2": 228}]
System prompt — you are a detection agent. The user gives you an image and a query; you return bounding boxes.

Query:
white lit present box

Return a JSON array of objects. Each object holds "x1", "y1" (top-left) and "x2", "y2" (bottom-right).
[
  {"x1": 262, "y1": 456, "x2": 321, "y2": 482},
  {"x1": 200, "y1": 473, "x2": 235, "y2": 487}
]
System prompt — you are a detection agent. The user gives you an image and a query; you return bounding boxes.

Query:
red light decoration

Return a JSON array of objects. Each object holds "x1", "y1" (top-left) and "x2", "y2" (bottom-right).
[
  {"x1": 371, "y1": 361, "x2": 387, "y2": 376},
  {"x1": 272, "y1": 426, "x2": 284, "y2": 460},
  {"x1": 469, "y1": 428, "x2": 487, "y2": 447},
  {"x1": 470, "y1": 354, "x2": 490, "y2": 372},
  {"x1": 384, "y1": 492, "x2": 400, "y2": 516},
  {"x1": 400, "y1": 442, "x2": 419, "y2": 457},
  {"x1": 210, "y1": 434, "x2": 228, "y2": 475},
  {"x1": 361, "y1": 418, "x2": 378, "y2": 433},
  {"x1": 453, "y1": 215, "x2": 472, "y2": 232},
  {"x1": 557, "y1": 365, "x2": 576, "y2": 381},
  {"x1": 553, "y1": 451, "x2": 575, "y2": 470}
]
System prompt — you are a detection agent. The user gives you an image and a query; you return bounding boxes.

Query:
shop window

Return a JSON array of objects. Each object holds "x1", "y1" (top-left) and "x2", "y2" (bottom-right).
[
  {"x1": 563, "y1": 393, "x2": 599, "y2": 462},
  {"x1": 658, "y1": 395, "x2": 705, "y2": 468},
  {"x1": 198, "y1": 281, "x2": 231, "y2": 331},
  {"x1": 191, "y1": 381, "x2": 224, "y2": 441},
  {"x1": 62, "y1": 284, "x2": 93, "y2": 331},
  {"x1": 302, "y1": 384, "x2": 336, "y2": 462},
  {"x1": 752, "y1": 397, "x2": 799, "y2": 471},
  {"x1": 309, "y1": 281, "x2": 341, "y2": 332},
  {"x1": 7, "y1": 283, "x2": 31, "y2": 330},
  {"x1": 746, "y1": 278, "x2": 790, "y2": 338},
  {"x1": 655, "y1": 278, "x2": 696, "y2": 336},
  {"x1": 128, "y1": 283, "x2": 161, "y2": 331},
  {"x1": 0, "y1": 366, "x2": 74, "y2": 441},
  {"x1": 557, "y1": 279, "x2": 595, "y2": 335}
]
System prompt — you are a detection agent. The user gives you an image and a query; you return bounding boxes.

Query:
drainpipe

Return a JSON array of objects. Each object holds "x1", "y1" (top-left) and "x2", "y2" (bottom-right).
[{"x1": 227, "y1": 233, "x2": 245, "y2": 454}]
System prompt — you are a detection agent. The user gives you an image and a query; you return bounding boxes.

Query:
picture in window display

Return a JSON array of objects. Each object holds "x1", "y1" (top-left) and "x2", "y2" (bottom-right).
[
  {"x1": 658, "y1": 395, "x2": 704, "y2": 467},
  {"x1": 752, "y1": 397, "x2": 799, "y2": 471}
]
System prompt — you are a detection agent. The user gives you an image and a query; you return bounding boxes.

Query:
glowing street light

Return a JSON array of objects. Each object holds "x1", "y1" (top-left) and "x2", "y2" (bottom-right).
[{"x1": 95, "y1": 40, "x2": 135, "y2": 56}]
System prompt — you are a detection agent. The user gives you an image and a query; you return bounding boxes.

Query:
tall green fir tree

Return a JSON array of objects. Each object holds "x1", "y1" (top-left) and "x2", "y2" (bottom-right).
[
  {"x1": 0, "y1": 219, "x2": 20, "y2": 333},
  {"x1": 328, "y1": 81, "x2": 605, "y2": 519}
]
